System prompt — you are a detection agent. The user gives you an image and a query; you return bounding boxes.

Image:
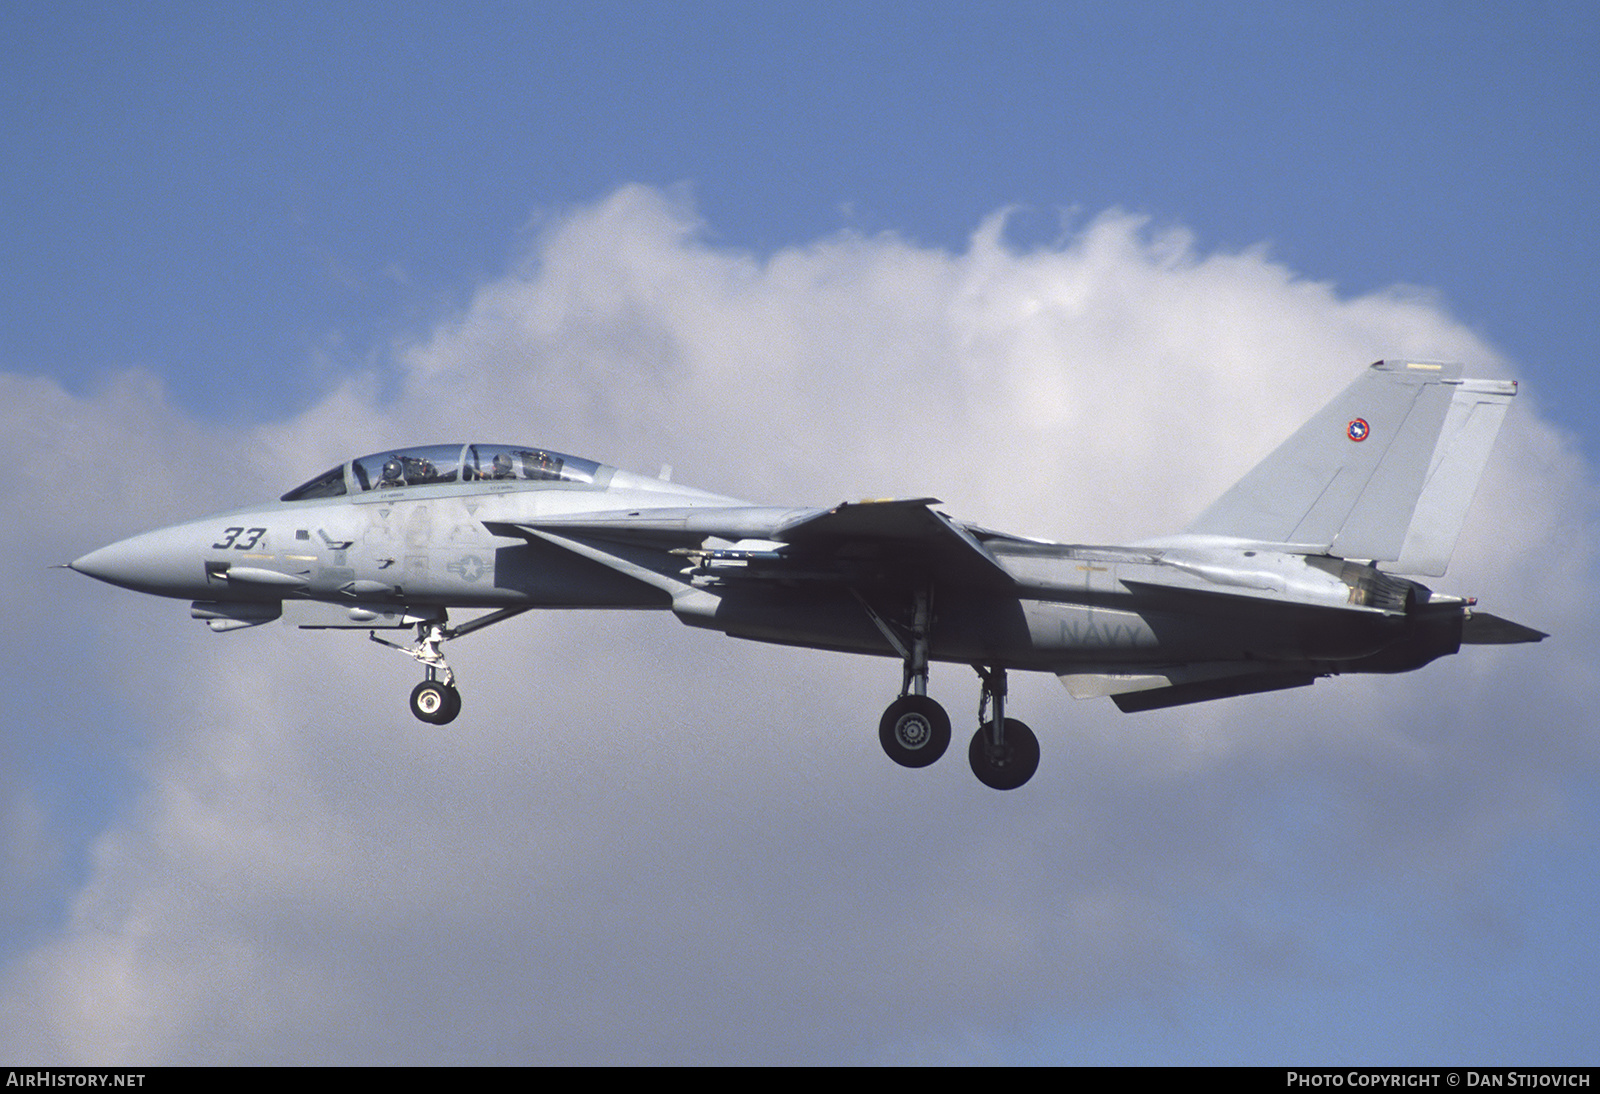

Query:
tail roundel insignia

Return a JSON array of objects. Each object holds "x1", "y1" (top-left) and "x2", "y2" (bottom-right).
[{"x1": 1347, "y1": 418, "x2": 1370, "y2": 442}]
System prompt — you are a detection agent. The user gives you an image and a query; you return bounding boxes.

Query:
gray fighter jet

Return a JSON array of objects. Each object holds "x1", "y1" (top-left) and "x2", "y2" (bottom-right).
[{"x1": 71, "y1": 361, "x2": 1544, "y2": 789}]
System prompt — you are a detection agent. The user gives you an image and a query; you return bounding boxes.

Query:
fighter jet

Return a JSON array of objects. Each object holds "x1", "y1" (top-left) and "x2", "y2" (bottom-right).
[{"x1": 71, "y1": 361, "x2": 1544, "y2": 789}]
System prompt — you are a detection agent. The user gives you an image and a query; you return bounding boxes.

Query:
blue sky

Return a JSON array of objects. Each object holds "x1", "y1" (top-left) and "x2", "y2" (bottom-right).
[
  {"x1": 10, "y1": 3, "x2": 1595, "y2": 431},
  {"x1": 3, "y1": 1, "x2": 1596, "y2": 1065}
]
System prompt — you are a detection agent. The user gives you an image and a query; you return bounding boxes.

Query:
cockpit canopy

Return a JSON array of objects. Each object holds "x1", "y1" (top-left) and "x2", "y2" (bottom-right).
[{"x1": 281, "y1": 444, "x2": 604, "y2": 501}]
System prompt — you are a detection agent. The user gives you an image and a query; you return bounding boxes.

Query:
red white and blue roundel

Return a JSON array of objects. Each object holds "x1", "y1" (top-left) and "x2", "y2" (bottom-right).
[{"x1": 1347, "y1": 417, "x2": 1371, "y2": 442}]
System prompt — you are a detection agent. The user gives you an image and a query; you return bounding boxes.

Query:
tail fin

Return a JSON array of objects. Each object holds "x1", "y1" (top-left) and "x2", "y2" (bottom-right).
[{"x1": 1185, "y1": 361, "x2": 1516, "y2": 575}]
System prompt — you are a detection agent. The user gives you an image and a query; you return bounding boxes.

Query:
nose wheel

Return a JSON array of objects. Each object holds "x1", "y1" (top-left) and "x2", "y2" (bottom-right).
[{"x1": 410, "y1": 677, "x2": 461, "y2": 725}]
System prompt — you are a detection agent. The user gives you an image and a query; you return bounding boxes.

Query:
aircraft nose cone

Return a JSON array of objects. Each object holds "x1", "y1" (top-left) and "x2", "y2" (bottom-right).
[
  {"x1": 70, "y1": 544, "x2": 120, "y2": 582},
  {"x1": 70, "y1": 528, "x2": 200, "y2": 596},
  {"x1": 71, "y1": 539, "x2": 151, "y2": 589}
]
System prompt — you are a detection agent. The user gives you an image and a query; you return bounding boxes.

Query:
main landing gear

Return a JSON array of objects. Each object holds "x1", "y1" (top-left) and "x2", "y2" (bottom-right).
[
  {"x1": 864, "y1": 590, "x2": 1040, "y2": 790},
  {"x1": 369, "y1": 608, "x2": 528, "y2": 726},
  {"x1": 968, "y1": 666, "x2": 1039, "y2": 792},
  {"x1": 876, "y1": 588, "x2": 950, "y2": 767}
]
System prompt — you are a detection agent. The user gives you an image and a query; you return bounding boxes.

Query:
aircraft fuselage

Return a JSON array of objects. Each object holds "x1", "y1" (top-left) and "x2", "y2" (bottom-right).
[{"x1": 72, "y1": 469, "x2": 1451, "y2": 675}]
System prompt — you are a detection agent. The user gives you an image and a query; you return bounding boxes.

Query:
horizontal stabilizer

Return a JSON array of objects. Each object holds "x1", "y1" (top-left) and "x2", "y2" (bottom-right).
[
  {"x1": 1060, "y1": 662, "x2": 1318, "y2": 711},
  {"x1": 1109, "y1": 671, "x2": 1317, "y2": 712},
  {"x1": 1461, "y1": 611, "x2": 1547, "y2": 645}
]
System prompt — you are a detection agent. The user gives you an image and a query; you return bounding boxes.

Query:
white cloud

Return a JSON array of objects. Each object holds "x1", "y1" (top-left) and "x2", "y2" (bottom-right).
[{"x1": 2, "y1": 186, "x2": 1594, "y2": 1063}]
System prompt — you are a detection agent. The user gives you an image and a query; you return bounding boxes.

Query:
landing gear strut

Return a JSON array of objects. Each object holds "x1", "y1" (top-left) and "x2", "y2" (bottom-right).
[
  {"x1": 369, "y1": 608, "x2": 528, "y2": 726},
  {"x1": 968, "y1": 666, "x2": 1039, "y2": 790},
  {"x1": 866, "y1": 588, "x2": 951, "y2": 767}
]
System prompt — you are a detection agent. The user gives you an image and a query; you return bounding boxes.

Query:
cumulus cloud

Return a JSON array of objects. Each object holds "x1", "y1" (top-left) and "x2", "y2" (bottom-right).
[{"x1": 2, "y1": 186, "x2": 1593, "y2": 1062}]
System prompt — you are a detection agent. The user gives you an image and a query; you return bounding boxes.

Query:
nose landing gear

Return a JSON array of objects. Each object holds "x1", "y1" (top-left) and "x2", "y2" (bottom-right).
[
  {"x1": 369, "y1": 607, "x2": 528, "y2": 726},
  {"x1": 373, "y1": 619, "x2": 462, "y2": 725}
]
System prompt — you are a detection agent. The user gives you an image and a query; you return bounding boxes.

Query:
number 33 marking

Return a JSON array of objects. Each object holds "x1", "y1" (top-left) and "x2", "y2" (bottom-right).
[{"x1": 213, "y1": 527, "x2": 267, "y2": 550}]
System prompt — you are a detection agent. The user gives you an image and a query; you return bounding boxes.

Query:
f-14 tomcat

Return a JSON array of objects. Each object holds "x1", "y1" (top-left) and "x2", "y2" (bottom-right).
[{"x1": 71, "y1": 361, "x2": 1544, "y2": 789}]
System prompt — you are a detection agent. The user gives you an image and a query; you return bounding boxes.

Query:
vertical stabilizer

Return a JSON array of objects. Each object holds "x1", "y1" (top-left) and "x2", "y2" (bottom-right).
[
  {"x1": 1185, "y1": 361, "x2": 1513, "y2": 573},
  {"x1": 1380, "y1": 378, "x2": 1517, "y2": 575}
]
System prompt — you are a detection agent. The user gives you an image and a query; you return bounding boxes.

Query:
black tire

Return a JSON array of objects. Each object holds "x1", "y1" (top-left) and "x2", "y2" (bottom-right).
[
  {"x1": 879, "y1": 695, "x2": 951, "y2": 768},
  {"x1": 968, "y1": 718, "x2": 1039, "y2": 790},
  {"x1": 410, "y1": 680, "x2": 461, "y2": 725},
  {"x1": 435, "y1": 683, "x2": 461, "y2": 724}
]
